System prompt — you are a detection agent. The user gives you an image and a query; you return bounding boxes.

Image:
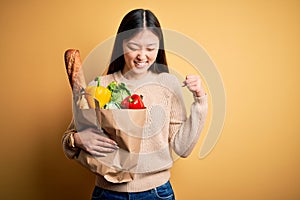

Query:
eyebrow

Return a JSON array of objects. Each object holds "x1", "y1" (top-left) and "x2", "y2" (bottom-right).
[{"x1": 127, "y1": 42, "x2": 158, "y2": 47}]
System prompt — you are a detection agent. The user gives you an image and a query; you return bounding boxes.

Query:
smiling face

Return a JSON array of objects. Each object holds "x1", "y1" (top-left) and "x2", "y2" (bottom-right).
[{"x1": 122, "y1": 29, "x2": 159, "y2": 80}]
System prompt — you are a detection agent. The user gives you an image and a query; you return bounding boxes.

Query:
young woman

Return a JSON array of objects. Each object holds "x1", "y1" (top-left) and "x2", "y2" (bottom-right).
[{"x1": 62, "y1": 9, "x2": 208, "y2": 200}]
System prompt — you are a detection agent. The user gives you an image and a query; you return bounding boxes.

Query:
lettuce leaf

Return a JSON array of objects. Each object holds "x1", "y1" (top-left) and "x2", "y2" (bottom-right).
[{"x1": 107, "y1": 82, "x2": 131, "y2": 106}]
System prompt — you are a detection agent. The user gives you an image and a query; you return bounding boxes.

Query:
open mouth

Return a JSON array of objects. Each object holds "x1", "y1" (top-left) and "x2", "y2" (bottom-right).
[{"x1": 134, "y1": 61, "x2": 148, "y2": 68}]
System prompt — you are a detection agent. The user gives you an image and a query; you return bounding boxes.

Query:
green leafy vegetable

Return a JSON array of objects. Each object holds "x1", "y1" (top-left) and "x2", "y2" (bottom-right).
[
  {"x1": 105, "y1": 81, "x2": 131, "y2": 108},
  {"x1": 104, "y1": 101, "x2": 121, "y2": 109}
]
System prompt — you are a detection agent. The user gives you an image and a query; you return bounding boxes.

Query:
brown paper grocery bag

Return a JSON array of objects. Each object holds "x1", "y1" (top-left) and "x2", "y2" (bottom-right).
[
  {"x1": 96, "y1": 108, "x2": 147, "y2": 182},
  {"x1": 75, "y1": 142, "x2": 136, "y2": 183},
  {"x1": 97, "y1": 108, "x2": 146, "y2": 153},
  {"x1": 73, "y1": 97, "x2": 147, "y2": 183}
]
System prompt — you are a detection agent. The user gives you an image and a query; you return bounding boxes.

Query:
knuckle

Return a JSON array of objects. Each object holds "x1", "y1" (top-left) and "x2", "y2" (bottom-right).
[
  {"x1": 85, "y1": 147, "x2": 92, "y2": 153},
  {"x1": 98, "y1": 141, "x2": 106, "y2": 147}
]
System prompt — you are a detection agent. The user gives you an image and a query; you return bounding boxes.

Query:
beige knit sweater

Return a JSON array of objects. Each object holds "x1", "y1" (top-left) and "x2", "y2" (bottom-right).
[{"x1": 62, "y1": 70, "x2": 208, "y2": 192}]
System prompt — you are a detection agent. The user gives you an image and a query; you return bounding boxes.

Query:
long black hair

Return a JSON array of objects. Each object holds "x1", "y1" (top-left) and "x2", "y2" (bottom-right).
[{"x1": 107, "y1": 9, "x2": 169, "y2": 75}]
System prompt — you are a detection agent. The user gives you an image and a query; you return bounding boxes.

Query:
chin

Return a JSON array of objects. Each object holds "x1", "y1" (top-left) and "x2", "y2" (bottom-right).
[
  {"x1": 133, "y1": 68, "x2": 148, "y2": 74},
  {"x1": 132, "y1": 64, "x2": 150, "y2": 72}
]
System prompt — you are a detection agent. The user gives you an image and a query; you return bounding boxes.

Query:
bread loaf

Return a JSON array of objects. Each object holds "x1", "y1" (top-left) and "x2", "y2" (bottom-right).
[{"x1": 64, "y1": 49, "x2": 89, "y2": 109}]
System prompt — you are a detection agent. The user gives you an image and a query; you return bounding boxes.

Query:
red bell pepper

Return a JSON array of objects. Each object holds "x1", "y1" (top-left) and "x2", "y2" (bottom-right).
[{"x1": 121, "y1": 94, "x2": 145, "y2": 109}]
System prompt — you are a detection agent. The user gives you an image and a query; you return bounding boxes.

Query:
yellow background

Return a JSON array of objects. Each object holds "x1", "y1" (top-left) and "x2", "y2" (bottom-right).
[{"x1": 1, "y1": 0, "x2": 299, "y2": 199}]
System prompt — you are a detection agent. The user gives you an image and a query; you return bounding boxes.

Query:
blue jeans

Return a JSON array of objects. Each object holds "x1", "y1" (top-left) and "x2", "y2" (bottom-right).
[{"x1": 91, "y1": 181, "x2": 175, "y2": 200}]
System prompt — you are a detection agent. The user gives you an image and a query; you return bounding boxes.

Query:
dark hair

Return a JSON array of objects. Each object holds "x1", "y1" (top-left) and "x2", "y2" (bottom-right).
[{"x1": 107, "y1": 9, "x2": 169, "y2": 75}]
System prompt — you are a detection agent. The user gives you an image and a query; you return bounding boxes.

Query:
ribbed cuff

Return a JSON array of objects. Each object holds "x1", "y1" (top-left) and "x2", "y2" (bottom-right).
[
  {"x1": 193, "y1": 93, "x2": 208, "y2": 104},
  {"x1": 62, "y1": 132, "x2": 81, "y2": 159}
]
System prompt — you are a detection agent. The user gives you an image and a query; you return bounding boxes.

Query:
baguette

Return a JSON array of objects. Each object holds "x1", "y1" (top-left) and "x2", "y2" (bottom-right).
[{"x1": 64, "y1": 49, "x2": 89, "y2": 109}]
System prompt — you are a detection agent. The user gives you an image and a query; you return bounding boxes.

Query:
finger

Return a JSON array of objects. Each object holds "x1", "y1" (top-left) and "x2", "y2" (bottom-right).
[
  {"x1": 186, "y1": 75, "x2": 194, "y2": 80},
  {"x1": 93, "y1": 145, "x2": 117, "y2": 153},
  {"x1": 182, "y1": 78, "x2": 197, "y2": 87},
  {"x1": 187, "y1": 77, "x2": 201, "y2": 85},
  {"x1": 186, "y1": 82, "x2": 200, "y2": 89},
  {"x1": 187, "y1": 83, "x2": 202, "y2": 92},
  {"x1": 187, "y1": 86, "x2": 198, "y2": 93},
  {"x1": 186, "y1": 75, "x2": 199, "y2": 80},
  {"x1": 96, "y1": 140, "x2": 119, "y2": 149},
  {"x1": 185, "y1": 78, "x2": 200, "y2": 86},
  {"x1": 95, "y1": 135, "x2": 118, "y2": 146},
  {"x1": 89, "y1": 150, "x2": 107, "y2": 157},
  {"x1": 88, "y1": 129, "x2": 118, "y2": 145},
  {"x1": 187, "y1": 74, "x2": 201, "y2": 79}
]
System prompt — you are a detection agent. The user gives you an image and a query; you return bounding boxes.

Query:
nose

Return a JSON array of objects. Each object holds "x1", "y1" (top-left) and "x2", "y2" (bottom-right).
[{"x1": 137, "y1": 50, "x2": 147, "y2": 60}]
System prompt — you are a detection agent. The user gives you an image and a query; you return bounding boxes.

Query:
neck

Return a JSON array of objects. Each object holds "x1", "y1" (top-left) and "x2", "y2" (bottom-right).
[{"x1": 121, "y1": 69, "x2": 149, "y2": 80}]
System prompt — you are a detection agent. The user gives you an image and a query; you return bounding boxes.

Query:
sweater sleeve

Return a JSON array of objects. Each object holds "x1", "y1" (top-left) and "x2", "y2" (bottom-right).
[
  {"x1": 61, "y1": 119, "x2": 81, "y2": 159},
  {"x1": 169, "y1": 79, "x2": 208, "y2": 158}
]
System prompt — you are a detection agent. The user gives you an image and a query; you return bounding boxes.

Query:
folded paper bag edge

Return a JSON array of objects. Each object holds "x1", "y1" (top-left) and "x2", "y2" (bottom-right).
[{"x1": 75, "y1": 150, "x2": 133, "y2": 183}]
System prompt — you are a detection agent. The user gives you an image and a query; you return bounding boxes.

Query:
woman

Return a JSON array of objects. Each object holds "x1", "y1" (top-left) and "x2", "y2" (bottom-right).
[{"x1": 62, "y1": 9, "x2": 208, "y2": 200}]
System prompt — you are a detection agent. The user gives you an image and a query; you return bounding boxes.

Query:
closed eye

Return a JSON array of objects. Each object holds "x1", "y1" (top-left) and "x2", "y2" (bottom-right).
[
  {"x1": 147, "y1": 48, "x2": 156, "y2": 51},
  {"x1": 128, "y1": 46, "x2": 138, "y2": 51},
  {"x1": 126, "y1": 43, "x2": 140, "y2": 51}
]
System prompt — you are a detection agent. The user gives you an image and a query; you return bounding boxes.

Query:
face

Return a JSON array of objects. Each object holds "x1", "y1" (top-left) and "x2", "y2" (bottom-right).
[{"x1": 122, "y1": 29, "x2": 159, "y2": 79}]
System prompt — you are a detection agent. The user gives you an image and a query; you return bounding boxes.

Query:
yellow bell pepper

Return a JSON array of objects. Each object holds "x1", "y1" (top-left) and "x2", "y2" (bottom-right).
[{"x1": 85, "y1": 77, "x2": 111, "y2": 108}]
